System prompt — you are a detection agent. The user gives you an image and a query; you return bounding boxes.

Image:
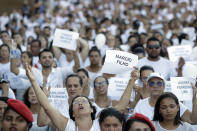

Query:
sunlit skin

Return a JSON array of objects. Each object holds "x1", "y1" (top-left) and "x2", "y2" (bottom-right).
[
  {"x1": 2, "y1": 109, "x2": 29, "y2": 131},
  {"x1": 28, "y1": 87, "x2": 38, "y2": 105},
  {"x1": 147, "y1": 77, "x2": 164, "y2": 97},
  {"x1": 89, "y1": 51, "x2": 101, "y2": 66},
  {"x1": 20, "y1": 53, "x2": 32, "y2": 66},
  {"x1": 146, "y1": 41, "x2": 161, "y2": 61},
  {"x1": 100, "y1": 116, "x2": 122, "y2": 131},
  {"x1": 129, "y1": 121, "x2": 151, "y2": 131},
  {"x1": 0, "y1": 46, "x2": 9, "y2": 60},
  {"x1": 39, "y1": 52, "x2": 54, "y2": 68},
  {"x1": 94, "y1": 77, "x2": 108, "y2": 95}
]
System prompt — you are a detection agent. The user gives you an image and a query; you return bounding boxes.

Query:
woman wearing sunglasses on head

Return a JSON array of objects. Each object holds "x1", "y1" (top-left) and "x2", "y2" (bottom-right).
[{"x1": 152, "y1": 92, "x2": 194, "y2": 131}]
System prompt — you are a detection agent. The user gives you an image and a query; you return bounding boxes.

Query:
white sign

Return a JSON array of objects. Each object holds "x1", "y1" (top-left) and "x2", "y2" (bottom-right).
[
  {"x1": 101, "y1": 50, "x2": 138, "y2": 74},
  {"x1": 167, "y1": 45, "x2": 192, "y2": 62},
  {"x1": 181, "y1": 39, "x2": 194, "y2": 47},
  {"x1": 170, "y1": 77, "x2": 196, "y2": 101},
  {"x1": 53, "y1": 28, "x2": 79, "y2": 50},
  {"x1": 108, "y1": 77, "x2": 130, "y2": 100},
  {"x1": 48, "y1": 88, "x2": 69, "y2": 116},
  {"x1": 164, "y1": 81, "x2": 171, "y2": 92}
]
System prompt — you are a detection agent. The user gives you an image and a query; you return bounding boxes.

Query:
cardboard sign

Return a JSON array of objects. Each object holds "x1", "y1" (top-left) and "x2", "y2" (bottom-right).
[
  {"x1": 48, "y1": 88, "x2": 69, "y2": 116},
  {"x1": 101, "y1": 50, "x2": 138, "y2": 74},
  {"x1": 170, "y1": 77, "x2": 196, "y2": 101},
  {"x1": 167, "y1": 45, "x2": 192, "y2": 62},
  {"x1": 53, "y1": 28, "x2": 79, "y2": 50},
  {"x1": 108, "y1": 77, "x2": 130, "y2": 100}
]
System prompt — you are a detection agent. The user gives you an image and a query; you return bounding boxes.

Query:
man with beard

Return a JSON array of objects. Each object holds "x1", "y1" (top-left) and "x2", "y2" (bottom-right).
[{"x1": 137, "y1": 37, "x2": 176, "y2": 80}]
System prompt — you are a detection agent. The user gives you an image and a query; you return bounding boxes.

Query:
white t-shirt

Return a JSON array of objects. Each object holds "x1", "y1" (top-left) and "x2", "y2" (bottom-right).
[
  {"x1": 30, "y1": 114, "x2": 48, "y2": 131},
  {"x1": 65, "y1": 118, "x2": 100, "y2": 131},
  {"x1": 137, "y1": 57, "x2": 176, "y2": 80},
  {"x1": 0, "y1": 62, "x2": 10, "y2": 74},
  {"x1": 134, "y1": 97, "x2": 188, "y2": 120},
  {"x1": 0, "y1": 88, "x2": 15, "y2": 99},
  {"x1": 152, "y1": 121, "x2": 194, "y2": 131}
]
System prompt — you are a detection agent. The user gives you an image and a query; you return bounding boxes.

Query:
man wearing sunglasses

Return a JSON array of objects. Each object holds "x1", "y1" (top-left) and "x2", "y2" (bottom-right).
[
  {"x1": 134, "y1": 72, "x2": 197, "y2": 125},
  {"x1": 137, "y1": 37, "x2": 176, "y2": 80}
]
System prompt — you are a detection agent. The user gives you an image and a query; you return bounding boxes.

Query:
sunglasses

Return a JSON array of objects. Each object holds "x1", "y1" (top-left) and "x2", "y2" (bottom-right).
[
  {"x1": 148, "y1": 81, "x2": 163, "y2": 87},
  {"x1": 95, "y1": 81, "x2": 107, "y2": 87},
  {"x1": 147, "y1": 45, "x2": 160, "y2": 49}
]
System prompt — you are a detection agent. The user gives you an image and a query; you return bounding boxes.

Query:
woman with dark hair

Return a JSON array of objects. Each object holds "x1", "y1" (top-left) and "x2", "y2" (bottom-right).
[
  {"x1": 152, "y1": 92, "x2": 193, "y2": 131},
  {"x1": 99, "y1": 108, "x2": 125, "y2": 131},
  {"x1": 77, "y1": 68, "x2": 94, "y2": 99},
  {"x1": 125, "y1": 113, "x2": 155, "y2": 131},
  {"x1": 25, "y1": 63, "x2": 139, "y2": 131},
  {"x1": 2, "y1": 99, "x2": 33, "y2": 131},
  {"x1": 24, "y1": 87, "x2": 48, "y2": 131}
]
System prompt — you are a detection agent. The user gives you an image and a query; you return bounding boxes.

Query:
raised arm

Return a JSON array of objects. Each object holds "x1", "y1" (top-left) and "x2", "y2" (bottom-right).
[
  {"x1": 114, "y1": 67, "x2": 140, "y2": 112},
  {"x1": 78, "y1": 37, "x2": 89, "y2": 62},
  {"x1": 72, "y1": 51, "x2": 80, "y2": 72},
  {"x1": 25, "y1": 64, "x2": 68, "y2": 131},
  {"x1": 181, "y1": 83, "x2": 197, "y2": 124}
]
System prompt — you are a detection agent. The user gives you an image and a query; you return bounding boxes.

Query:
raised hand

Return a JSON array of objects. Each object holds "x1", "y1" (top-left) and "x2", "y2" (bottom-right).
[
  {"x1": 131, "y1": 67, "x2": 140, "y2": 81},
  {"x1": 25, "y1": 63, "x2": 36, "y2": 82}
]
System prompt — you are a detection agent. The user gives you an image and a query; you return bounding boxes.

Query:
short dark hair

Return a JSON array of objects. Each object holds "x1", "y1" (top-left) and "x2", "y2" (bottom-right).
[
  {"x1": 99, "y1": 107, "x2": 125, "y2": 127},
  {"x1": 88, "y1": 47, "x2": 101, "y2": 57},
  {"x1": 38, "y1": 48, "x2": 54, "y2": 60},
  {"x1": 0, "y1": 44, "x2": 10, "y2": 53},
  {"x1": 31, "y1": 39, "x2": 41, "y2": 47},
  {"x1": 69, "y1": 96, "x2": 96, "y2": 121},
  {"x1": 77, "y1": 68, "x2": 89, "y2": 78},
  {"x1": 0, "y1": 97, "x2": 9, "y2": 103},
  {"x1": 140, "y1": 65, "x2": 154, "y2": 78},
  {"x1": 153, "y1": 92, "x2": 181, "y2": 125},
  {"x1": 147, "y1": 37, "x2": 161, "y2": 47},
  {"x1": 93, "y1": 76, "x2": 109, "y2": 88},
  {"x1": 65, "y1": 74, "x2": 83, "y2": 87}
]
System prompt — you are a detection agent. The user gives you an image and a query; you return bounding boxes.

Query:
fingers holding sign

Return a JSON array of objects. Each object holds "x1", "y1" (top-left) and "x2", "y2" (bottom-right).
[{"x1": 131, "y1": 67, "x2": 140, "y2": 81}]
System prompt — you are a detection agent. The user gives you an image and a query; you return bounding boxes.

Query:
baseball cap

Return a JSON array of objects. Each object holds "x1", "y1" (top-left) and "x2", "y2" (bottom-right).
[
  {"x1": 147, "y1": 72, "x2": 165, "y2": 82},
  {"x1": 7, "y1": 99, "x2": 33, "y2": 123},
  {"x1": 129, "y1": 113, "x2": 155, "y2": 131}
]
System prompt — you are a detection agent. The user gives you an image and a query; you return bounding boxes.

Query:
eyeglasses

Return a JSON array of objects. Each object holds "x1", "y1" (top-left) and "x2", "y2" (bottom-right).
[
  {"x1": 73, "y1": 99, "x2": 89, "y2": 105},
  {"x1": 148, "y1": 81, "x2": 163, "y2": 87},
  {"x1": 95, "y1": 81, "x2": 107, "y2": 87},
  {"x1": 147, "y1": 45, "x2": 160, "y2": 49}
]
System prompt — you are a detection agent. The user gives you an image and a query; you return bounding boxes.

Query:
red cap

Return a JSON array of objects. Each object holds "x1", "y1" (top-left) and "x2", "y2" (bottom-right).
[
  {"x1": 7, "y1": 99, "x2": 33, "y2": 123},
  {"x1": 129, "y1": 113, "x2": 155, "y2": 131}
]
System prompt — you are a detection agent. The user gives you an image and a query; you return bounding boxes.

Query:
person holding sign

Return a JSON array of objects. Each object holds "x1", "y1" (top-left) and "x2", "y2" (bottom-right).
[
  {"x1": 152, "y1": 92, "x2": 194, "y2": 131},
  {"x1": 134, "y1": 72, "x2": 197, "y2": 125},
  {"x1": 25, "y1": 63, "x2": 139, "y2": 131}
]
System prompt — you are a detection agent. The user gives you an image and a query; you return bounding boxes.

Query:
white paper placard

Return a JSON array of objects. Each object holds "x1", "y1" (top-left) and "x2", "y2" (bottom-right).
[
  {"x1": 183, "y1": 27, "x2": 196, "y2": 41},
  {"x1": 108, "y1": 77, "x2": 130, "y2": 100},
  {"x1": 151, "y1": 24, "x2": 163, "y2": 30},
  {"x1": 101, "y1": 50, "x2": 138, "y2": 74},
  {"x1": 48, "y1": 88, "x2": 69, "y2": 116},
  {"x1": 181, "y1": 39, "x2": 194, "y2": 47},
  {"x1": 53, "y1": 28, "x2": 79, "y2": 50},
  {"x1": 164, "y1": 81, "x2": 171, "y2": 92},
  {"x1": 167, "y1": 45, "x2": 192, "y2": 62},
  {"x1": 170, "y1": 77, "x2": 196, "y2": 101}
]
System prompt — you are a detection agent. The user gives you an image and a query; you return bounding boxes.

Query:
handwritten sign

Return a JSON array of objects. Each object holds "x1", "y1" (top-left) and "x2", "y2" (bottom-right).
[
  {"x1": 108, "y1": 77, "x2": 130, "y2": 100},
  {"x1": 167, "y1": 45, "x2": 192, "y2": 62},
  {"x1": 164, "y1": 81, "x2": 171, "y2": 92},
  {"x1": 53, "y1": 28, "x2": 79, "y2": 50},
  {"x1": 101, "y1": 50, "x2": 138, "y2": 74},
  {"x1": 170, "y1": 77, "x2": 196, "y2": 101},
  {"x1": 48, "y1": 88, "x2": 69, "y2": 117},
  {"x1": 181, "y1": 39, "x2": 194, "y2": 47}
]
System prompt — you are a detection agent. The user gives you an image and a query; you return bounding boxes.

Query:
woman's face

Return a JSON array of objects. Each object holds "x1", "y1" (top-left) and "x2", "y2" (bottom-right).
[
  {"x1": 129, "y1": 121, "x2": 151, "y2": 131},
  {"x1": 72, "y1": 97, "x2": 93, "y2": 118},
  {"x1": 77, "y1": 71, "x2": 89, "y2": 87},
  {"x1": 28, "y1": 87, "x2": 38, "y2": 105},
  {"x1": 21, "y1": 53, "x2": 31, "y2": 66},
  {"x1": 159, "y1": 97, "x2": 179, "y2": 121},
  {"x1": 100, "y1": 116, "x2": 122, "y2": 131},
  {"x1": 2, "y1": 109, "x2": 29, "y2": 131}
]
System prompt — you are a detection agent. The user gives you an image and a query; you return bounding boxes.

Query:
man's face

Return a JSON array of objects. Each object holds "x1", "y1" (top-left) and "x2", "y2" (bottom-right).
[
  {"x1": 64, "y1": 49, "x2": 74, "y2": 62},
  {"x1": 0, "y1": 33, "x2": 11, "y2": 44},
  {"x1": 0, "y1": 46, "x2": 9, "y2": 59},
  {"x1": 13, "y1": 34, "x2": 23, "y2": 45},
  {"x1": 146, "y1": 40, "x2": 161, "y2": 59},
  {"x1": 31, "y1": 41, "x2": 41, "y2": 56},
  {"x1": 140, "y1": 69, "x2": 153, "y2": 84},
  {"x1": 89, "y1": 51, "x2": 101, "y2": 65},
  {"x1": 66, "y1": 77, "x2": 83, "y2": 99},
  {"x1": 39, "y1": 52, "x2": 54, "y2": 68},
  {"x1": 147, "y1": 77, "x2": 164, "y2": 97}
]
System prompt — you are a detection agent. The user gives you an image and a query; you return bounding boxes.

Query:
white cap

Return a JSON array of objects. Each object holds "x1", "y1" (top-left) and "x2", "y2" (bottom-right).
[{"x1": 147, "y1": 72, "x2": 165, "y2": 82}]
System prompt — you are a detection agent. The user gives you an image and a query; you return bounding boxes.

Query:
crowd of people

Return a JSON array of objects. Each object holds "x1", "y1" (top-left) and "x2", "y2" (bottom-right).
[{"x1": 0, "y1": 0, "x2": 197, "y2": 130}]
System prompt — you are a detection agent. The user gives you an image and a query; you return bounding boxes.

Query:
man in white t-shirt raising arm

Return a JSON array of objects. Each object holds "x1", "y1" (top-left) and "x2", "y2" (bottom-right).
[{"x1": 134, "y1": 72, "x2": 197, "y2": 124}]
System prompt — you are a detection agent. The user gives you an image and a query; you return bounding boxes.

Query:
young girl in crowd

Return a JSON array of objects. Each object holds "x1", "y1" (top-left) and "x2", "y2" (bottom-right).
[
  {"x1": 24, "y1": 87, "x2": 48, "y2": 131},
  {"x1": 153, "y1": 92, "x2": 194, "y2": 131}
]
